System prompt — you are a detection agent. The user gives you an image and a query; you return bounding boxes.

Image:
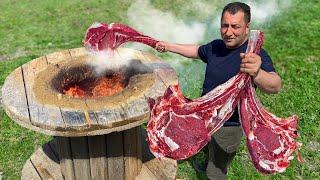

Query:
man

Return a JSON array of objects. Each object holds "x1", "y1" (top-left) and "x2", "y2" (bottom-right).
[{"x1": 155, "y1": 2, "x2": 282, "y2": 179}]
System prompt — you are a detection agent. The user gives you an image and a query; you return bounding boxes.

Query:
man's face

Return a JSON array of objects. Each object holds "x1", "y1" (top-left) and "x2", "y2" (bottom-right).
[{"x1": 220, "y1": 11, "x2": 249, "y2": 49}]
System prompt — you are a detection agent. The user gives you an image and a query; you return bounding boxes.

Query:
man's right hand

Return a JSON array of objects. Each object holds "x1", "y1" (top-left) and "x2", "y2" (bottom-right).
[
  {"x1": 155, "y1": 42, "x2": 200, "y2": 59},
  {"x1": 155, "y1": 41, "x2": 168, "y2": 53}
]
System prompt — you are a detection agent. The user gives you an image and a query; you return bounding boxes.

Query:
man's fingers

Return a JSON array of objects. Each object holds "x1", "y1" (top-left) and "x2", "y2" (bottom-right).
[
  {"x1": 243, "y1": 63, "x2": 255, "y2": 69},
  {"x1": 242, "y1": 58, "x2": 250, "y2": 63},
  {"x1": 240, "y1": 67, "x2": 255, "y2": 75},
  {"x1": 246, "y1": 52, "x2": 257, "y2": 57},
  {"x1": 156, "y1": 44, "x2": 166, "y2": 52},
  {"x1": 240, "y1": 67, "x2": 248, "y2": 73}
]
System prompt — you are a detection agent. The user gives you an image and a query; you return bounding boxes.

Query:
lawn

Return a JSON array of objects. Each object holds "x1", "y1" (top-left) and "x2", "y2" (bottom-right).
[{"x1": 0, "y1": 0, "x2": 319, "y2": 179}]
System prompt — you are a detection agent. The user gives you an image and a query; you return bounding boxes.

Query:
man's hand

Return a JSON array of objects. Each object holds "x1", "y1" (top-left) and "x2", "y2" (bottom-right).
[
  {"x1": 155, "y1": 42, "x2": 200, "y2": 59},
  {"x1": 240, "y1": 52, "x2": 262, "y2": 77},
  {"x1": 155, "y1": 41, "x2": 168, "y2": 53}
]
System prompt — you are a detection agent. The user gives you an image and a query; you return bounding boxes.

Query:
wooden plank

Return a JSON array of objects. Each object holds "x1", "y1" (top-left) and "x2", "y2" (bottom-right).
[
  {"x1": 141, "y1": 53, "x2": 178, "y2": 87},
  {"x1": 70, "y1": 137, "x2": 91, "y2": 180},
  {"x1": 60, "y1": 110, "x2": 88, "y2": 130},
  {"x1": 143, "y1": 73, "x2": 168, "y2": 100},
  {"x1": 141, "y1": 128, "x2": 155, "y2": 162},
  {"x1": 140, "y1": 127, "x2": 177, "y2": 179},
  {"x1": 1, "y1": 67, "x2": 30, "y2": 123},
  {"x1": 22, "y1": 159, "x2": 42, "y2": 180},
  {"x1": 30, "y1": 144, "x2": 64, "y2": 180},
  {"x1": 69, "y1": 47, "x2": 87, "y2": 59},
  {"x1": 121, "y1": 98, "x2": 149, "y2": 121},
  {"x1": 95, "y1": 107, "x2": 125, "y2": 127},
  {"x1": 46, "y1": 49, "x2": 72, "y2": 64},
  {"x1": 60, "y1": 101, "x2": 99, "y2": 130},
  {"x1": 48, "y1": 137, "x2": 60, "y2": 161},
  {"x1": 144, "y1": 158, "x2": 177, "y2": 180},
  {"x1": 107, "y1": 131, "x2": 125, "y2": 180},
  {"x1": 136, "y1": 127, "x2": 143, "y2": 172},
  {"x1": 154, "y1": 68, "x2": 178, "y2": 87},
  {"x1": 57, "y1": 137, "x2": 76, "y2": 180},
  {"x1": 123, "y1": 127, "x2": 141, "y2": 179},
  {"x1": 85, "y1": 110, "x2": 100, "y2": 127},
  {"x1": 22, "y1": 56, "x2": 65, "y2": 129},
  {"x1": 88, "y1": 135, "x2": 108, "y2": 180},
  {"x1": 135, "y1": 164, "x2": 157, "y2": 180}
]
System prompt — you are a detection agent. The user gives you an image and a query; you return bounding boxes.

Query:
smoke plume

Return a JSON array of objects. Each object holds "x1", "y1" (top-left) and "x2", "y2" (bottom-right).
[{"x1": 127, "y1": 0, "x2": 292, "y2": 46}]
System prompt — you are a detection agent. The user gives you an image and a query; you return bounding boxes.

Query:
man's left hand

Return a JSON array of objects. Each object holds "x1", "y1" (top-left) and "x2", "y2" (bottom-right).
[{"x1": 240, "y1": 53, "x2": 262, "y2": 77}]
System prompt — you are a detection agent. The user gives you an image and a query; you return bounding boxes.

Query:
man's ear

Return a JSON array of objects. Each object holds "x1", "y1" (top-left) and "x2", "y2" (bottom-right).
[{"x1": 246, "y1": 22, "x2": 251, "y2": 35}]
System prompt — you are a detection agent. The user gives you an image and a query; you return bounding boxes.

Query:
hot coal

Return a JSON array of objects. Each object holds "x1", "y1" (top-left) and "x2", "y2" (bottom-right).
[
  {"x1": 51, "y1": 60, "x2": 153, "y2": 99},
  {"x1": 62, "y1": 71, "x2": 125, "y2": 98}
]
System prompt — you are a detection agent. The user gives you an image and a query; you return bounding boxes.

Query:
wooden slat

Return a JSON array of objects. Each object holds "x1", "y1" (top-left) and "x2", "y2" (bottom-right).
[
  {"x1": 1, "y1": 67, "x2": 30, "y2": 123},
  {"x1": 58, "y1": 137, "x2": 76, "y2": 180},
  {"x1": 30, "y1": 144, "x2": 64, "y2": 180},
  {"x1": 22, "y1": 56, "x2": 65, "y2": 129},
  {"x1": 69, "y1": 47, "x2": 87, "y2": 59},
  {"x1": 47, "y1": 138, "x2": 60, "y2": 162},
  {"x1": 22, "y1": 159, "x2": 42, "y2": 180},
  {"x1": 142, "y1": 53, "x2": 178, "y2": 87},
  {"x1": 95, "y1": 108, "x2": 125, "y2": 127},
  {"x1": 135, "y1": 164, "x2": 158, "y2": 180},
  {"x1": 140, "y1": 129, "x2": 177, "y2": 180},
  {"x1": 124, "y1": 127, "x2": 141, "y2": 179},
  {"x1": 121, "y1": 98, "x2": 149, "y2": 121},
  {"x1": 136, "y1": 127, "x2": 143, "y2": 173},
  {"x1": 70, "y1": 137, "x2": 91, "y2": 180},
  {"x1": 154, "y1": 68, "x2": 178, "y2": 87},
  {"x1": 61, "y1": 110, "x2": 88, "y2": 130},
  {"x1": 144, "y1": 158, "x2": 177, "y2": 180},
  {"x1": 46, "y1": 49, "x2": 72, "y2": 64},
  {"x1": 143, "y1": 73, "x2": 168, "y2": 100},
  {"x1": 107, "y1": 131, "x2": 125, "y2": 180},
  {"x1": 86, "y1": 110, "x2": 100, "y2": 127},
  {"x1": 88, "y1": 135, "x2": 108, "y2": 180}
]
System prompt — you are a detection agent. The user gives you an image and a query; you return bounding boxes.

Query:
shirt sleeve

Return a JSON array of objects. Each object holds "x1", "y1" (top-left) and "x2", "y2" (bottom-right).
[
  {"x1": 198, "y1": 41, "x2": 212, "y2": 63},
  {"x1": 259, "y1": 49, "x2": 276, "y2": 72}
]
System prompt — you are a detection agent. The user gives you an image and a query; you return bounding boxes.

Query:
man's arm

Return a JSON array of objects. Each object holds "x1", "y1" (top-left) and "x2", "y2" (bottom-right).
[
  {"x1": 155, "y1": 41, "x2": 200, "y2": 59},
  {"x1": 253, "y1": 70, "x2": 282, "y2": 93},
  {"x1": 240, "y1": 53, "x2": 282, "y2": 94}
]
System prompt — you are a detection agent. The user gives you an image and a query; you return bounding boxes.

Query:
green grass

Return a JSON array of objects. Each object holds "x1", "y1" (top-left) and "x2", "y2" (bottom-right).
[{"x1": 1, "y1": 0, "x2": 319, "y2": 179}]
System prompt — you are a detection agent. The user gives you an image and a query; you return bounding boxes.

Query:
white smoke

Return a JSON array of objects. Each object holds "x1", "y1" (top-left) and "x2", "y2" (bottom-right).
[
  {"x1": 244, "y1": 0, "x2": 292, "y2": 25},
  {"x1": 85, "y1": 50, "x2": 132, "y2": 75},
  {"x1": 127, "y1": 0, "x2": 206, "y2": 45},
  {"x1": 127, "y1": 0, "x2": 292, "y2": 46}
]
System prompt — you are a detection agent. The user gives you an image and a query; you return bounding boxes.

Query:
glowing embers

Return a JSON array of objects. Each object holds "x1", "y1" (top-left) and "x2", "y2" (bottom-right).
[
  {"x1": 63, "y1": 72, "x2": 125, "y2": 98},
  {"x1": 53, "y1": 66, "x2": 127, "y2": 98}
]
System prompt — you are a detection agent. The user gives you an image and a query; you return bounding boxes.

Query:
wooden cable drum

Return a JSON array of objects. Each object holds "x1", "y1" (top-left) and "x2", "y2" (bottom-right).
[{"x1": 2, "y1": 47, "x2": 178, "y2": 180}]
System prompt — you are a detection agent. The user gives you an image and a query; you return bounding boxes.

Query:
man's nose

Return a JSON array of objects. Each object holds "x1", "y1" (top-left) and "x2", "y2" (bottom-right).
[{"x1": 225, "y1": 27, "x2": 233, "y2": 36}]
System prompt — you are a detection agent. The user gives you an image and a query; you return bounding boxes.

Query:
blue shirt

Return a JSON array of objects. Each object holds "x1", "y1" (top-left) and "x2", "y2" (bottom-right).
[{"x1": 198, "y1": 39, "x2": 275, "y2": 126}]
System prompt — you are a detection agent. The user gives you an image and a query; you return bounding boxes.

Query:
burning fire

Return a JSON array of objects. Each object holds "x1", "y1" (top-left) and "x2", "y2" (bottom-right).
[{"x1": 63, "y1": 72, "x2": 125, "y2": 98}]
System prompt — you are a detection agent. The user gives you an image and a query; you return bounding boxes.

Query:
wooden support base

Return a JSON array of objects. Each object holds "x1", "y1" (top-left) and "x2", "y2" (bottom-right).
[{"x1": 21, "y1": 127, "x2": 177, "y2": 180}]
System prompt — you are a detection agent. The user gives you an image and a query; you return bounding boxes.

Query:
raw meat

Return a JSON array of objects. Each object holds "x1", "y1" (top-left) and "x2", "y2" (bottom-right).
[
  {"x1": 147, "y1": 30, "x2": 301, "y2": 174},
  {"x1": 83, "y1": 22, "x2": 158, "y2": 52}
]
